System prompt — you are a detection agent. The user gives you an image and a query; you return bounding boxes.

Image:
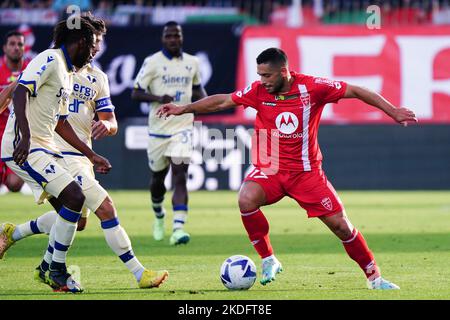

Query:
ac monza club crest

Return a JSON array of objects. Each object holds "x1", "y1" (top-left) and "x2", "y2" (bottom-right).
[
  {"x1": 275, "y1": 112, "x2": 299, "y2": 134},
  {"x1": 321, "y1": 197, "x2": 333, "y2": 211},
  {"x1": 300, "y1": 93, "x2": 310, "y2": 107}
]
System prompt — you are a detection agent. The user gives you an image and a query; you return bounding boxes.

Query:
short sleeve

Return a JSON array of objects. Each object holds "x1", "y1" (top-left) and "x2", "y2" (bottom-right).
[
  {"x1": 18, "y1": 51, "x2": 56, "y2": 97},
  {"x1": 133, "y1": 56, "x2": 154, "y2": 91},
  {"x1": 231, "y1": 81, "x2": 259, "y2": 110},
  {"x1": 192, "y1": 57, "x2": 201, "y2": 86},
  {"x1": 95, "y1": 74, "x2": 114, "y2": 113},
  {"x1": 312, "y1": 77, "x2": 347, "y2": 104}
]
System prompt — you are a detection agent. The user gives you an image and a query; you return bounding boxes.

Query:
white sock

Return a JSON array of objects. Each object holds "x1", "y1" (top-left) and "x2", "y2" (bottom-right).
[
  {"x1": 37, "y1": 211, "x2": 57, "y2": 234},
  {"x1": 12, "y1": 222, "x2": 33, "y2": 241},
  {"x1": 262, "y1": 255, "x2": 276, "y2": 263},
  {"x1": 12, "y1": 211, "x2": 57, "y2": 241},
  {"x1": 172, "y1": 206, "x2": 188, "y2": 231},
  {"x1": 101, "y1": 217, "x2": 145, "y2": 281},
  {"x1": 51, "y1": 207, "x2": 80, "y2": 264}
]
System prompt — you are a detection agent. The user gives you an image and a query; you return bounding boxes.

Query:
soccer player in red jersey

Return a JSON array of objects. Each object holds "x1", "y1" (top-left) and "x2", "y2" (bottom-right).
[
  {"x1": 0, "y1": 30, "x2": 28, "y2": 193},
  {"x1": 158, "y1": 48, "x2": 417, "y2": 290}
]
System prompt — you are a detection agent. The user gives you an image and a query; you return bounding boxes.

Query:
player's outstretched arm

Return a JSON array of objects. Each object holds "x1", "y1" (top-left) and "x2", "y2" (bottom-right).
[
  {"x1": 11, "y1": 84, "x2": 31, "y2": 166},
  {"x1": 344, "y1": 84, "x2": 418, "y2": 126},
  {"x1": 0, "y1": 81, "x2": 17, "y2": 115},
  {"x1": 55, "y1": 119, "x2": 112, "y2": 174},
  {"x1": 92, "y1": 112, "x2": 118, "y2": 140},
  {"x1": 157, "y1": 93, "x2": 236, "y2": 118}
]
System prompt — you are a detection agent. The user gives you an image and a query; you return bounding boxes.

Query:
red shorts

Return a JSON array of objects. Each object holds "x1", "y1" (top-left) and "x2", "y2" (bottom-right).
[
  {"x1": 0, "y1": 159, "x2": 14, "y2": 185},
  {"x1": 244, "y1": 167, "x2": 344, "y2": 218}
]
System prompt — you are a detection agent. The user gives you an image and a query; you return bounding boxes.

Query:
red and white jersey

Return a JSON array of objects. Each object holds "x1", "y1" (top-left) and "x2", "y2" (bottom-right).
[
  {"x1": 231, "y1": 72, "x2": 347, "y2": 172},
  {"x1": 0, "y1": 56, "x2": 29, "y2": 134}
]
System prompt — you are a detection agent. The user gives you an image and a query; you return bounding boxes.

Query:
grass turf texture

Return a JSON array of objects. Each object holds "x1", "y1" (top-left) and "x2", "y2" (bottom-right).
[{"x1": 1, "y1": 190, "x2": 450, "y2": 300}]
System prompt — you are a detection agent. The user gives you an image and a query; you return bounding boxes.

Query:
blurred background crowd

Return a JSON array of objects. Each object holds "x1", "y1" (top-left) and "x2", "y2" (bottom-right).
[{"x1": 1, "y1": 0, "x2": 449, "y2": 26}]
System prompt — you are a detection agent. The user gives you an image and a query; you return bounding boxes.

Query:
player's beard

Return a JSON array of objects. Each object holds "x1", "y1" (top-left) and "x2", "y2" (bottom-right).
[
  {"x1": 7, "y1": 54, "x2": 22, "y2": 64},
  {"x1": 271, "y1": 77, "x2": 285, "y2": 94},
  {"x1": 73, "y1": 51, "x2": 91, "y2": 68}
]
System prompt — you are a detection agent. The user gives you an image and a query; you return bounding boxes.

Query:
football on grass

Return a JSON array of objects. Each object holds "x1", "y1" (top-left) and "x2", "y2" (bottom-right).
[{"x1": 220, "y1": 255, "x2": 257, "y2": 290}]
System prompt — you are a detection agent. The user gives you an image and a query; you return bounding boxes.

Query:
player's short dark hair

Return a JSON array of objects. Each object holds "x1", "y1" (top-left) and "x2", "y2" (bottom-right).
[
  {"x1": 163, "y1": 20, "x2": 182, "y2": 34},
  {"x1": 81, "y1": 12, "x2": 107, "y2": 35},
  {"x1": 164, "y1": 21, "x2": 180, "y2": 29},
  {"x1": 52, "y1": 17, "x2": 96, "y2": 49},
  {"x1": 256, "y1": 48, "x2": 288, "y2": 67},
  {"x1": 3, "y1": 30, "x2": 25, "y2": 45}
]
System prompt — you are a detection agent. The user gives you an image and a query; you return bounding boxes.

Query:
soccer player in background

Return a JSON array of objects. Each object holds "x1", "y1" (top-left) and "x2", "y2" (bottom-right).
[
  {"x1": 158, "y1": 48, "x2": 418, "y2": 290},
  {"x1": 0, "y1": 31, "x2": 28, "y2": 194},
  {"x1": 0, "y1": 14, "x2": 169, "y2": 291},
  {"x1": 131, "y1": 21, "x2": 207, "y2": 245},
  {"x1": 0, "y1": 17, "x2": 113, "y2": 293}
]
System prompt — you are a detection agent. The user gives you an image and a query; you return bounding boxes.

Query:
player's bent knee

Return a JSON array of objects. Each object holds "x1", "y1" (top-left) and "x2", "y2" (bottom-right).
[
  {"x1": 238, "y1": 192, "x2": 261, "y2": 212},
  {"x1": 238, "y1": 182, "x2": 265, "y2": 211},
  {"x1": 59, "y1": 182, "x2": 86, "y2": 210},
  {"x1": 95, "y1": 196, "x2": 117, "y2": 220},
  {"x1": 321, "y1": 212, "x2": 353, "y2": 240},
  {"x1": 6, "y1": 183, "x2": 22, "y2": 192},
  {"x1": 6, "y1": 175, "x2": 23, "y2": 192}
]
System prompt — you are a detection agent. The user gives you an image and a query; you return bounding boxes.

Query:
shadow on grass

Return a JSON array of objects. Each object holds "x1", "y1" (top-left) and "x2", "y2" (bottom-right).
[{"x1": 3, "y1": 232, "x2": 450, "y2": 259}]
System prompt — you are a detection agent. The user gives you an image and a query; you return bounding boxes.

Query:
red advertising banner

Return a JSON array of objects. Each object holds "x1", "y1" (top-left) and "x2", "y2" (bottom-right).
[{"x1": 231, "y1": 25, "x2": 450, "y2": 124}]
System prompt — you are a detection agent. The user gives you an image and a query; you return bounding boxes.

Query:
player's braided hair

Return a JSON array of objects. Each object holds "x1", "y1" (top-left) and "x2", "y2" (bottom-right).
[{"x1": 52, "y1": 16, "x2": 96, "y2": 49}]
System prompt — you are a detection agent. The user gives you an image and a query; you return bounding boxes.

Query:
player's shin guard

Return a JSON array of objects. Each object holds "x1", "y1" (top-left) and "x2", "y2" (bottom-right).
[
  {"x1": 342, "y1": 228, "x2": 381, "y2": 280},
  {"x1": 101, "y1": 217, "x2": 145, "y2": 280},
  {"x1": 240, "y1": 208, "x2": 273, "y2": 259},
  {"x1": 51, "y1": 207, "x2": 80, "y2": 265},
  {"x1": 36, "y1": 211, "x2": 58, "y2": 234}
]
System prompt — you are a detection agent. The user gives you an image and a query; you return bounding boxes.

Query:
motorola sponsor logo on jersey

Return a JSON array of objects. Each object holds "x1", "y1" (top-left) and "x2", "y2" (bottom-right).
[{"x1": 273, "y1": 112, "x2": 303, "y2": 138}]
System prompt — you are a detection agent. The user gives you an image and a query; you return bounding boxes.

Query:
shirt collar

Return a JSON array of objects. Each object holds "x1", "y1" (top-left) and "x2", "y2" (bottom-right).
[
  {"x1": 60, "y1": 45, "x2": 74, "y2": 72},
  {"x1": 161, "y1": 48, "x2": 183, "y2": 60},
  {"x1": 79, "y1": 62, "x2": 92, "y2": 72}
]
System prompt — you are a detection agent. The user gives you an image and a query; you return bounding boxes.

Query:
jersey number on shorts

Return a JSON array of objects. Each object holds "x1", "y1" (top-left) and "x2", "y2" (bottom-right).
[{"x1": 248, "y1": 168, "x2": 268, "y2": 179}]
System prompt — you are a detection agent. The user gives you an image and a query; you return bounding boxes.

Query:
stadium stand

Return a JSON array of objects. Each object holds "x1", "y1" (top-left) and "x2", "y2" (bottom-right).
[{"x1": 1, "y1": 0, "x2": 449, "y2": 26}]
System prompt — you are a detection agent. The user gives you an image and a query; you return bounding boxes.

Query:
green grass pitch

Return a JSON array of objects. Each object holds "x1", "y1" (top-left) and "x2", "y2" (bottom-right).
[{"x1": 1, "y1": 190, "x2": 450, "y2": 300}]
